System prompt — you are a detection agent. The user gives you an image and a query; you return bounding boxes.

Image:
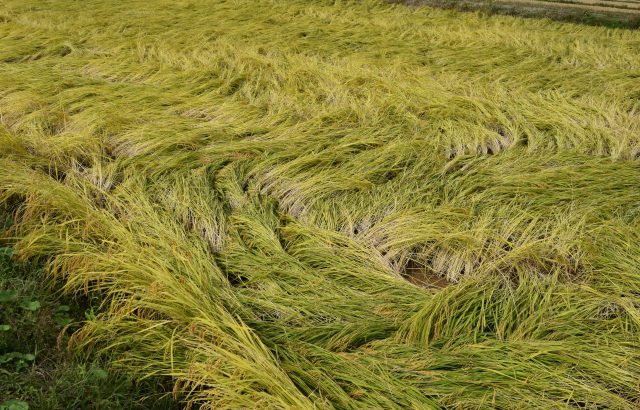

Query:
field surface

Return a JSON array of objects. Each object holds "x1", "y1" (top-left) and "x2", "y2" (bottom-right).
[
  {"x1": 1, "y1": 0, "x2": 640, "y2": 408},
  {"x1": 400, "y1": 0, "x2": 640, "y2": 27},
  {"x1": 508, "y1": 0, "x2": 640, "y2": 13},
  {"x1": 458, "y1": 0, "x2": 640, "y2": 12}
]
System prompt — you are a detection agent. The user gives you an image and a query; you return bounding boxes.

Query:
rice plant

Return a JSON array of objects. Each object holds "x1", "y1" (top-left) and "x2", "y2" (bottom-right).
[{"x1": 1, "y1": 0, "x2": 639, "y2": 408}]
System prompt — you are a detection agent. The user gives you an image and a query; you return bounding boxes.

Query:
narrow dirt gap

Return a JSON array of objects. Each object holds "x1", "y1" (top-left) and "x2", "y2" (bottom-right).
[{"x1": 402, "y1": 259, "x2": 450, "y2": 288}]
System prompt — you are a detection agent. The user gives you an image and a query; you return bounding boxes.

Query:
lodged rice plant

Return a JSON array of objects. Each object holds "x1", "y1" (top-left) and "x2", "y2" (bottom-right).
[{"x1": 1, "y1": 0, "x2": 640, "y2": 408}]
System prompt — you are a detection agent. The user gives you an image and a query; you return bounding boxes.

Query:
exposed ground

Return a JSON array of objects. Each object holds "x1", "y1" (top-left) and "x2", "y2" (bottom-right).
[{"x1": 1, "y1": 0, "x2": 640, "y2": 408}]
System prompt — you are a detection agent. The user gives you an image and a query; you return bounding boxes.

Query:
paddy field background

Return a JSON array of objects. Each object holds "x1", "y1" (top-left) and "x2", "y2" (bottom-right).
[{"x1": 1, "y1": 0, "x2": 640, "y2": 408}]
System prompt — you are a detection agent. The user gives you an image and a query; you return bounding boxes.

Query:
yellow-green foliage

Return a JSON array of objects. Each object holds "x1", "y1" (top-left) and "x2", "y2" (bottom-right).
[{"x1": 1, "y1": 0, "x2": 640, "y2": 408}]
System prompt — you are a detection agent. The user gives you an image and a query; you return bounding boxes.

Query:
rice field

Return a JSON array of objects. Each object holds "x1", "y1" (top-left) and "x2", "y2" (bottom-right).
[{"x1": 1, "y1": 0, "x2": 640, "y2": 408}]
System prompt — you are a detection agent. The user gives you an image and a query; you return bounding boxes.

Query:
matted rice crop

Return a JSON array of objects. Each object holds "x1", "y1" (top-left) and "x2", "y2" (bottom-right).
[{"x1": 1, "y1": 0, "x2": 640, "y2": 408}]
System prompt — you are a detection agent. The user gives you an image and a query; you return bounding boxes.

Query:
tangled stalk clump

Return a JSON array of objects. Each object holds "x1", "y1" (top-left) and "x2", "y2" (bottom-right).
[{"x1": 1, "y1": 0, "x2": 640, "y2": 408}]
